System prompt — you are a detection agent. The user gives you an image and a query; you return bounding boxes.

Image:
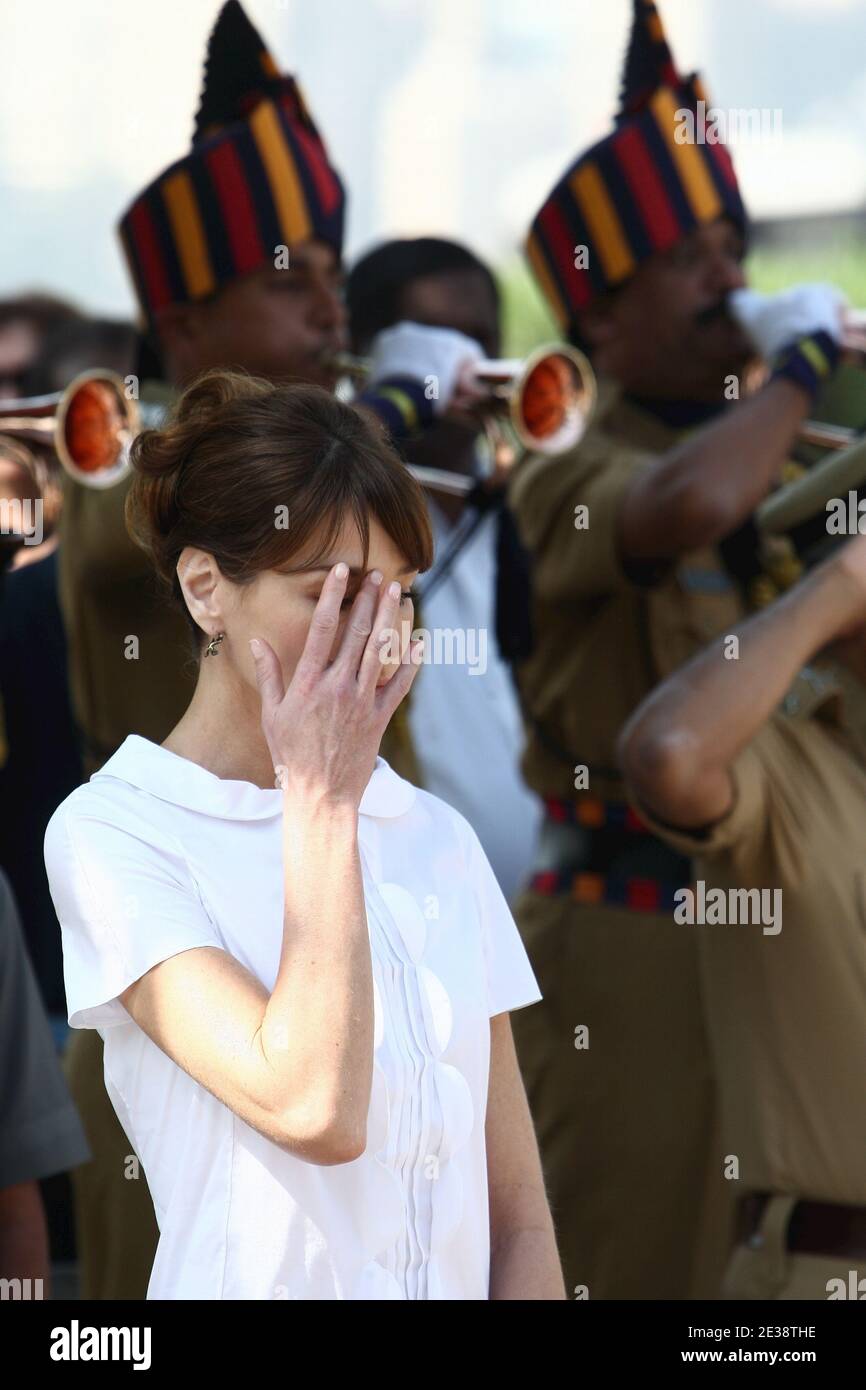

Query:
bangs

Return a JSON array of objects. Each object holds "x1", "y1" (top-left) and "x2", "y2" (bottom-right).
[{"x1": 260, "y1": 435, "x2": 435, "y2": 578}]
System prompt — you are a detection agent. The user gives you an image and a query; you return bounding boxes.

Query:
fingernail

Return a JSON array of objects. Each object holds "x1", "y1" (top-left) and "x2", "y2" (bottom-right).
[
  {"x1": 369, "y1": 569, "x2": 383, "y2": 587},
  {"x1": 388, "y1": 580, "x2": 401, "y2": 600},
  {"x1": 249, "y1": 638, "x2": 262, "y2": 657},
  {"x1": 335, "y1": 562, "x2": 349, "y2": 580}
]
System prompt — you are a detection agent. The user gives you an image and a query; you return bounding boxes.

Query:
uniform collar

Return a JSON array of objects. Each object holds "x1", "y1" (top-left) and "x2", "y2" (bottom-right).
[
  {"x1": 92, "y1": 734, "x2": 416, "y2": 821},
  {"x1": 595, "y1": 374, "x2": 727, "y2": 451},
  {"x1": 622, "y1": 392, "x2": 725, "y2": 431}
]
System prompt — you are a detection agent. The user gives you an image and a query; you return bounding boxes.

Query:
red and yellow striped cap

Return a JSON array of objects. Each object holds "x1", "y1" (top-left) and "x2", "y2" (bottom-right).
[
  {"x1": 526, "y1": 0, "x2": 746, "y2": 332},
  {"x1": 117, "y1": 1, "x2": 345, "y2": 326}
]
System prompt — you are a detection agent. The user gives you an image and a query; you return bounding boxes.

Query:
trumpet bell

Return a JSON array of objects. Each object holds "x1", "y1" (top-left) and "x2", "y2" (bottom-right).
[
  {"x1": 508, "y1": 344, "x2": 596, "y2": 456},
  {"x1": 56, "y1": 370, "x2": 138, "y2": 488},
  {"x1": 326, "y1": 338, "x2": 597, "y2": 461},
  {"x1": 0, "y1": 369, "x2": 139, "y2": 488}
]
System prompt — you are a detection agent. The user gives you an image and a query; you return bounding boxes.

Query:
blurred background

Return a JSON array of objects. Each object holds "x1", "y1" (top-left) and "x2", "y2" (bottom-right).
[
  {"x1": 4, "y1": 0, "x2": 866, "y2": 1303},
  {"x1": 3, "y1": 0, "x2": 866, "y2": 352}
]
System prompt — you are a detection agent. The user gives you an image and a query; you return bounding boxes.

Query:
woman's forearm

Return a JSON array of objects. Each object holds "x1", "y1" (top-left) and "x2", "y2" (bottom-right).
[
  {"x1": 489, "y1": 1226, "x2": 567, "y2": 1300},
  {"x1": 260, "y1": 798, "x2": 373, "y2": 1156}
]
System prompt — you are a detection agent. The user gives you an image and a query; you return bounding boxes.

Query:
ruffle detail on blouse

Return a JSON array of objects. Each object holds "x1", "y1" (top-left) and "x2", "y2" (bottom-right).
[
  {"x1": 350, "y1": 1059, "x2": 409, "y2": 1292},
  {"x1": 353, "y1": 877, "x2": 476, "y2": 1299}
]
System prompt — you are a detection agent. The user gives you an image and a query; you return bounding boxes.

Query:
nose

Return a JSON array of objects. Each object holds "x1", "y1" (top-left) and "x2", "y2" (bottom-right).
[
  {"x1": 310, "y1": 278, "x2": 347, "y2": 337},
  {"x1": 706, "y1": 249, "x2": 746, "y2": 298}
]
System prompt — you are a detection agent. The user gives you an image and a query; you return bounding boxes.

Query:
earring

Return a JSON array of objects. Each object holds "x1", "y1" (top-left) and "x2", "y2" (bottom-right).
[{"x1": 205, "y1": 630, "x2": 225, "y2": 657}]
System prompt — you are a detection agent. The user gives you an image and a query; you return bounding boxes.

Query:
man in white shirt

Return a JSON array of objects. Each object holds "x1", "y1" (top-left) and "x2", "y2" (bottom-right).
[{"x1": 347, "y1": 239, "x2": 542, "y2": 903}]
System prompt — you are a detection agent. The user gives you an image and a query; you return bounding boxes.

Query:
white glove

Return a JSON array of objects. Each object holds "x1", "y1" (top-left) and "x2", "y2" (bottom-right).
[
  {"x1": 366, "y1": 320, "x2": 484, "y2": 416},
  {"x1": 727, "y1": 283, "x2": 847, "y2": 360}
]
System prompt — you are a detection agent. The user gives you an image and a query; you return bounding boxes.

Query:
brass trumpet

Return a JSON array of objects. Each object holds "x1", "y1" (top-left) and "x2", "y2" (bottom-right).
[
  {"x1": 330, "y1": 342, "x2": 597, "y2": 495},
  {"x1": 0, "y1": 369, "x2": 144, "y2": 488},
  {"x1": 1, "y1": 347, "x2": 596, "y2": 497}
]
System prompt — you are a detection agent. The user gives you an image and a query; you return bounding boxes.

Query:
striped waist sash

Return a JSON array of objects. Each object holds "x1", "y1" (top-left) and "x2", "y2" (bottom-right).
[{"x1": 528, "y1": 796, "x2": 690, "y2": 913}]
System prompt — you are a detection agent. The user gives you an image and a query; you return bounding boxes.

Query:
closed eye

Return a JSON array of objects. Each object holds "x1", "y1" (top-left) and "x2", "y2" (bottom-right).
[
  {"x1": 311, "y1": 584, "x2": 416, "y2": 609},
  {"x1": 340, "y1": 589, "x2": 414, "y2": 609}
]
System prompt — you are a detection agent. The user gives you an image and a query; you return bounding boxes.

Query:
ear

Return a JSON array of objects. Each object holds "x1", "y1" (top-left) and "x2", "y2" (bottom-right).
[{"x1": 177, "y1": 546, "x2": 222, "y2": 634}]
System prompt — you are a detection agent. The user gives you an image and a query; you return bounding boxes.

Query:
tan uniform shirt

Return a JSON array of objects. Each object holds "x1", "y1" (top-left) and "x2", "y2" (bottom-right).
[
  {"x1": 636, "y1": 668, "x2": 866, "y2": 1205},
  {"x1": 508, "y1": 377, "x2": 744, "y2": 803}
]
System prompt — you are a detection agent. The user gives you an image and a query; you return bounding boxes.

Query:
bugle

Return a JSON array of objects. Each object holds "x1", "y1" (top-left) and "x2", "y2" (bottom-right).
[
  {"x1": 758, "y1": 430, "x2": 866, "y2": 536},
  {"x1": 0, "y1": 343, "x2": 598, "y2": 498},
  {"x1": 330, "y1": 341, "x2": 597, "y2": 494},
  {"x1": 0, "y1": 370, "x2": 144, "y2": 488},
  {"x1": 725, "y1": 409, "x2": 866, "y2": 612}
]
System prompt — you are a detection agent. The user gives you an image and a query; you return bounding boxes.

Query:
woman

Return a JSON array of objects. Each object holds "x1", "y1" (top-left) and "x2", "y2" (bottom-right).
[{"x1": 44, "y1": 369, "x2": 563, "y2": 1300}]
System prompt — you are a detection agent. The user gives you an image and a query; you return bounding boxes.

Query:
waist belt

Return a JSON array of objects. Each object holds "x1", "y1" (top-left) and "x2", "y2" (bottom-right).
[
  {"x1": 528, "y1": 796, "x2": 691, "y2": 914},
  {"x1": 738, "y1": 1192, "x2": 866, "y2": 1261}
]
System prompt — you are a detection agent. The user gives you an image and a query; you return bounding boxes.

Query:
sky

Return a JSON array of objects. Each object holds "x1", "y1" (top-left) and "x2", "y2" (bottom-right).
[{"x1": 2, "y1": 0, "x2": 866, "y2": 317}]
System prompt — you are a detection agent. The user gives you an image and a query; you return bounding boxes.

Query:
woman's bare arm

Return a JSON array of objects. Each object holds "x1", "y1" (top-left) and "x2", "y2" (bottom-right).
[
  {"x1": 486, "y1": 1012, "x2": 565, "y2": 1299},
  {"x1": 119, "y1": 810, "x2": 364, "y2": 1168}
]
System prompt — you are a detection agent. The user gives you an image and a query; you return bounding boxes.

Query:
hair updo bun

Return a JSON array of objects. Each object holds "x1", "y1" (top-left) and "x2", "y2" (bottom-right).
[
  {"x1": 127, "y1": 370, "x2": 270, "y2": 591},
  {"x1": 124, "y1": 367, "x2": 433, "y2": 655}
]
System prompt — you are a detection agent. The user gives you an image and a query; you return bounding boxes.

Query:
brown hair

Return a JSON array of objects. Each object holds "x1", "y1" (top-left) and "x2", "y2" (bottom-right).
[{"x1": 125, "y1": 368, "x2": 434, "y2": 654}]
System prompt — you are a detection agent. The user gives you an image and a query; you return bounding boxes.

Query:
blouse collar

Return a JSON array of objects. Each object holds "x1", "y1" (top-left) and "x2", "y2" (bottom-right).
[{"x1": 91, "y1": 734, "x2": 417, "y2": 821}]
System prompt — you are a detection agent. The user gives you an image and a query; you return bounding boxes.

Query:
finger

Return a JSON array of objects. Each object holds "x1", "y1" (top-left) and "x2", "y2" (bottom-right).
[
  {"x1": 293, "y1": 562, "x2": 349, "y2": 682},
  {"x1": 357, "y1": 579, "x2": 405, "y2": 696},
  {"x1": 249, "y1": 636, "x2": 285, "y2": 720},
  {"x1": 373, "y1": 636, "x2": 424, "y2": 720},
  {"x1": 331, "y1": 568, "x2": 383, "y2": 675}
]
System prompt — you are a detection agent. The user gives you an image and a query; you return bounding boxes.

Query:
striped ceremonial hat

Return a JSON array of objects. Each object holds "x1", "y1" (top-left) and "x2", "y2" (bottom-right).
[
  {"x1": 526, "y1": 0, "x2": 747, "y2": 332},
  {"x1": 118, "y1": 1, "x2": 346, "y2": 326}
]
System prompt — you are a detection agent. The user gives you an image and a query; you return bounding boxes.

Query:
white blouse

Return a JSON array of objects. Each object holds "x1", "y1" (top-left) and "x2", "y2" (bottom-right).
[{"x1": 44, "y1": 735, "x2": 542, "y2": 1300}]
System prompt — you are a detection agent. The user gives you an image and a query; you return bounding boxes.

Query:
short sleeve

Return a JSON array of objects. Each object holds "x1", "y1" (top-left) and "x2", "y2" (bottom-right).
[
  {"x1": 44, "y1": 801, "x2": 225, "y2": 1031},
  {"x1": 508, "y1": 435, "x2": 659, "y2": 602},
  {"x1": 459, "y1": 818, "x2": 543, "y2": 1019}
]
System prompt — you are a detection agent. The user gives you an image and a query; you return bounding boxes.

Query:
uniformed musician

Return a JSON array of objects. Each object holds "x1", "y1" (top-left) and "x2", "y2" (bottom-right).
[{"x1": 508, "y1": 0, "x2": 849, "y2": 1299}]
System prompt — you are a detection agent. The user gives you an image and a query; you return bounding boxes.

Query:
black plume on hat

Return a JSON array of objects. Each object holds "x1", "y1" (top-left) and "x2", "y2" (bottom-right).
[
  {"x1": 618, "y1": 0, "x2": 680, "y2": 119},
  {"x1": 193, "y1": 0, "x2": 302, "y2": 143}
]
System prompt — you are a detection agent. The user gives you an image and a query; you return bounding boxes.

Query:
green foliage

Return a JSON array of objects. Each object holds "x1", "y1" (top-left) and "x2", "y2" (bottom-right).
[
  {"x1": 746, "y1": 237, "x2": 866, "y2": 300},
  {"x1": 499, "y1": 255, "x2": 559, "y2": 356}
]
